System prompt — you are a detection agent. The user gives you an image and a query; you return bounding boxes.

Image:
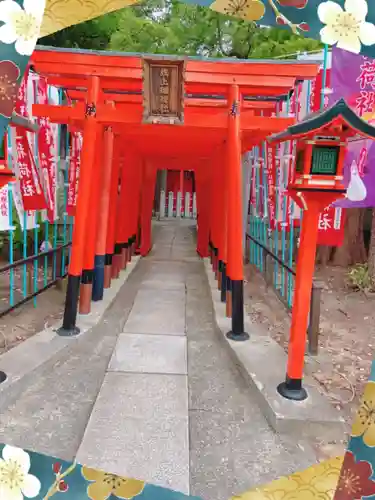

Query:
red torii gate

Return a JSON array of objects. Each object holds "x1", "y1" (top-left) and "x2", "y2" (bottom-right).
[{"x1": 30, "y1": 46, "x2": 318, "y2": 341}]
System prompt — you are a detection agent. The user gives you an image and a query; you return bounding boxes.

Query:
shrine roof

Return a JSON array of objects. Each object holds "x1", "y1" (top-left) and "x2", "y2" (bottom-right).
[
  {"x1": 32, "y1": 46, "x2": 319, "y2": 99},
  {"x1": 268, "y1": 98, "x2": 375, "y2": 143},
  {"x1": 34, "y1": 45, "x2": 318, "y2": 71}
]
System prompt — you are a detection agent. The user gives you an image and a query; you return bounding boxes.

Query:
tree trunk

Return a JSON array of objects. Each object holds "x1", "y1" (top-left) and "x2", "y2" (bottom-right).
[
  {"x1": 316, "y1": 245, "x2": 332, "y2": 266},
  {"x1": 332, "y1": 208, "x2": 367, "y2": 267},
  {"x1": 368, "y1": 208, "x2": 375, "y2": 281}
]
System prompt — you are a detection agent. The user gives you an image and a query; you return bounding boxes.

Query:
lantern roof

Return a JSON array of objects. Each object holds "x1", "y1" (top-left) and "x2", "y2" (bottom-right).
[{"x1": 268, "y1": 98, "x2": 375, "y2": 143}]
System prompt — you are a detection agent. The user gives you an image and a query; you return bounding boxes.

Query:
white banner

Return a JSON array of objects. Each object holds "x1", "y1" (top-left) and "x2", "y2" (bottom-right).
[{"x1": 0, "y1": 185, "x2": 14, "y2": 231}]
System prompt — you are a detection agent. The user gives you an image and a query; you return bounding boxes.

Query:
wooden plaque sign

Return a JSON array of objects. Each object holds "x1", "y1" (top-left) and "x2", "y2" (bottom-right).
[{"x1": 142, "y1": 58, "x2": 185, "y2": 125}]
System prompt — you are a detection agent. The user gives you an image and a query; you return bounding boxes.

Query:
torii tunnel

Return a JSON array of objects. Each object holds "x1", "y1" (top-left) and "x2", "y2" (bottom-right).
[{"x1": 30, "y1": 46, "x2": 319, "y2": 338}]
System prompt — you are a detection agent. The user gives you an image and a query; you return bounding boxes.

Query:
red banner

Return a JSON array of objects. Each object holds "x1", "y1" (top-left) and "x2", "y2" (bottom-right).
[
  {"x1": 290, "y1": 82, "x2": 302, "y2": 117},
  {"x1": 249, "y1": 155, "x2": 256, "y2": 210},
  {"x1": 13, "y1": 131, "x2": 47, "y2": 210},
  {"x1": 280, "y1": 138, "x2": 292, "y2": 233},
  {"x1": 317, "y1": 206, "x2": 346, "y2": 247},
  {"x1": 66, "y1": 132, "x2": 82, "y2": 216},
  {"x1": 35, "y1": 77, "x2": 57, "y2": 222},
  {"x1": 266, "y1": 144, "x2": 276, "y2": 230},
  {"x1": 14, "y1": 70, "x2": 47, "y2": 211}
]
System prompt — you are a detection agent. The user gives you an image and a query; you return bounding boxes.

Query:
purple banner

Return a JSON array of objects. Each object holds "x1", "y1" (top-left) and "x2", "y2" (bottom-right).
[{"x1": 331, "y1": 47, "x2": 375, "y2": 208}]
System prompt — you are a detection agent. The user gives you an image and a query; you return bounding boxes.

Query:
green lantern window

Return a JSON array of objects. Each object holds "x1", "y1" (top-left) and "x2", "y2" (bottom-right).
[{"x1": 310, "y1": 145, "x2": 339, "y2": 176}]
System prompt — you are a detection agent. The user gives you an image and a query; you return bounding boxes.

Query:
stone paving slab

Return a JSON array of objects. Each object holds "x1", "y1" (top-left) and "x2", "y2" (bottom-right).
[
  {"x1": 132, "y1": 288, "x2": 186, "y2": 305},
  {"x1": 78, "y1": 415, "x2": 190, "y2": 494},
  {"x1": 146, "y1": 261, "x2": 188, "y2": 270},
  {"x1": 124, "y1": 289, "x2": 186, "y2": 335},
  {"x1": 141, "y1": 279, "x2": 186, "y2": 291},
  {"x1": 76, "y1": 372, "x2": 189, "y2": 493},
  {"x1": 123, "y1": 312, "x2": 186, "y2": 336},
  {"x1": 108, "y1": 333, "x2": 187, "y2": 375}
]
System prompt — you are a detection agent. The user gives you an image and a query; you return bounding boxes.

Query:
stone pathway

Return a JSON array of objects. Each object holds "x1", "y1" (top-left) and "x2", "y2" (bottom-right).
[
  {"x1": 76, "y1": 224, "x2": 193, "y2": 494},
  {"x1": 0, "y1": 221, "x2": 317, "y2": 500}
]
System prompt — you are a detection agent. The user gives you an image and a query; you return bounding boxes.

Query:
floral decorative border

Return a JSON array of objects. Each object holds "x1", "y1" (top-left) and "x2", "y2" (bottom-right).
[
  {"x1": 0, "y1": 443, "x2": 202, "y2": 499},
  {"x1": 40, "y1": 0, "x2": 375, "y2": 57},
  {"x1": 0, "y1": 0, "x2": 46, "y2": 141}
]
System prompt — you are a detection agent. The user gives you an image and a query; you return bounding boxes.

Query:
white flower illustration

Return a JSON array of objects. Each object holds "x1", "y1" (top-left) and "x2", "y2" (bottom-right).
[
  {"x1": 0, "y1": 0, "x2": 46, "y2": 56},
  {"x1": 0, "y1": 445, "x2": 41, "y2": 499},
  {"x1": 318, "y1": 0, "x2": 375, "y2": 54}
]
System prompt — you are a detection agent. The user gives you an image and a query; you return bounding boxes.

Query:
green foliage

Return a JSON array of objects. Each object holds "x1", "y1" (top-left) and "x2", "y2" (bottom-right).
[
  {"x1": 38, "y1": 12, "x2": 121, "y2": 50},
  {"x1": 110, "y1": 0, "x2": 322, "y2": 59},
  {"x1": 37, "y1": 0, "x2": 322, "y2": 60},
  {"x1": 347, "y1": 264, "x2": 374, "y2": 293}
]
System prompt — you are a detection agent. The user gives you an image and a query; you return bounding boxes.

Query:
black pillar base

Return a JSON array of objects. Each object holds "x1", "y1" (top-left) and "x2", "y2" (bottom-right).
[
  {"x1": 81, "y1": 269, "x2": 94, "y2": 284},
  {"x1": 135, "y1": 227, "x2": 141, "y2": 254},
  {"x1": 57, "y1": 274, "x2": 81, "y2": 337},
  {"x1": 277, "y1": 377, "x2": 308, "y2": 401},
  {"x1": 92, "y1": 255, "x2": 105, "y2": 302},
  {"x1": 57, "y1": 325, "x2": 80, "y2": 337},
  {"x1": 213, "y1": 247, "x2": 218, "y2": 272},
  {"x1": 226, "y1": 279, "x2": 249, "y2": 341},
  {"x1": 226, "y1": 330, "x2": 249, "y2": 341},
  {"x1": 134, "y1": 231, "x2": 140, "y2": 255},
  {"x1": 0, "y1": 371, "x2": 7, "y2": 383},
  {"x1": 220, "y1": 263, "x2": 227, "y2": 303},
  {"x1": 114, "y1": 243, "x2": 122, "y2": 256}
]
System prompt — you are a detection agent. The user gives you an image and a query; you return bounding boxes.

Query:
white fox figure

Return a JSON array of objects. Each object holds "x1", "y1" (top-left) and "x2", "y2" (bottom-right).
[{"x1": 346, "y1": 160, "x2": 367, "y2": 202}]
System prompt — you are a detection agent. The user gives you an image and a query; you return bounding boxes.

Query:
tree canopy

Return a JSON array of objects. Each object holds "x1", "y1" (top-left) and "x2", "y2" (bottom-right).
[{"x1": 39, "y1": 0, "x2": 322, "y2": 59}]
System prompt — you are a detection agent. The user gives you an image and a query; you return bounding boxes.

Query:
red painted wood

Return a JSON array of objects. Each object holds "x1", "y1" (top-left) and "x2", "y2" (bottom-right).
[{"x1": 140, "y1": 163, "x2": 157, "y2": 256}]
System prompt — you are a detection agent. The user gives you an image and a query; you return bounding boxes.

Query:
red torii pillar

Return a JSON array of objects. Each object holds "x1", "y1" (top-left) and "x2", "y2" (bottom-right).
[
  {"x1": 179, "y1": 170, "x2": 184, "y2": 217},
  {"x1": 92, "y1": 126, "x2": 114, "y2": 302},
  {"x1": 116, "y1": 151, "x2": 138, "y2": 266},
  {"x1": 225, "y1": 85, "x2": 249, "y2": 341},
  {"x1": 216, "y1": 153, "x2": 228, "y2": 304},
  {"x1": 104, "y1": 136, "x2": 122, "y2": 289},
  {"x1": 110, "y1": 149, "x2": 125, "y2": 280},
  {"x1": 112, "y1": 152, "x2": 128, "y2": 278},
  {"x1": 195, "y1": 162, "x2": 211, "y2": 258},
  {"x1": 59, "y1": 76, "x2": 100, "y2": 336},
  {"x1": 139, "y1": 161, "x2": 157, "y2": 256},
  {"x1": 209, "y1": 154, "x2": 221, "y2": 278},
  {"x1": 125, "y1": 154, "x2": 143, "y2": 257},
  {"x1": 79, "y1": 126, "x2": 104, "y2": 314}
]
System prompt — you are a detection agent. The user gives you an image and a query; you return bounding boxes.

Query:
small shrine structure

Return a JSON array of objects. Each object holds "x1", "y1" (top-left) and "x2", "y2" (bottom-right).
[{"x1": 268, "y1": 98, "x2": 375, "y2": 400}]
